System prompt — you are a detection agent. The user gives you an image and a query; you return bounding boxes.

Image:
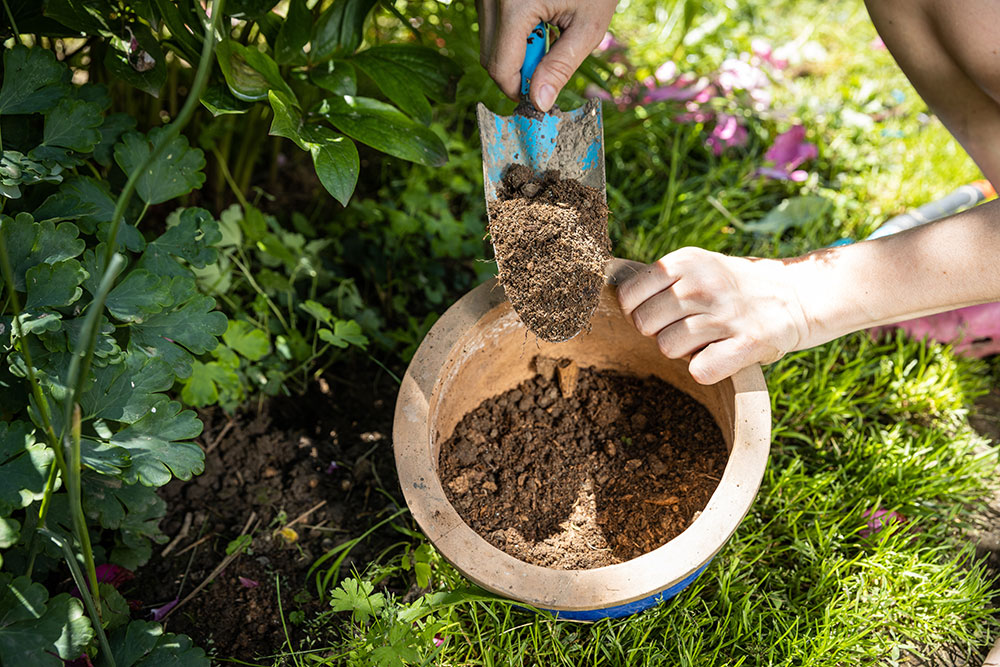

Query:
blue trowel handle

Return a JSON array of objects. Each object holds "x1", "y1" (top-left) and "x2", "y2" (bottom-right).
[{"x1": 521, "y1": 23, "x2": 548, "y2": 98}]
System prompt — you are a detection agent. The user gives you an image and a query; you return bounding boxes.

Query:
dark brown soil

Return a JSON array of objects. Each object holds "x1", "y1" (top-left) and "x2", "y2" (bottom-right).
[
  {"x1": 488, "y1": 166, "x2": 610, "y2": 342},
  {"x1": 438, "y1": 358, "x2": 728, "y2": 569},
  {"x1": 127, "y1": 365, "x2": 403, "y2": 661}
]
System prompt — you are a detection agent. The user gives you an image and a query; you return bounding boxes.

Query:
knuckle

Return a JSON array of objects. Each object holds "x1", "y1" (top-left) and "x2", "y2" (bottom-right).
[
  {"x1": 632, "y1": 309, "x2": 656, "y2": 337},
  {"x1": 656, "y1": 331, "x2": 679, "y2": 358},
  {"x1": 543, "y1": 57, "x2": 577, "y2": 84}
]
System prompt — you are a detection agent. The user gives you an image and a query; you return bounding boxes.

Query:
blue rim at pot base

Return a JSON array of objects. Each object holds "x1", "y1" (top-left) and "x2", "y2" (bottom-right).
[{"x1": 540, "y1": 560, "x2": 711, "y2": 621}]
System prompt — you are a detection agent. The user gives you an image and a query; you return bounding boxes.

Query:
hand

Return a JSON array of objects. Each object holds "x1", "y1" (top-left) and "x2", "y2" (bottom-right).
[
  {"x1": 477, "y1": 0, "x2": 618, "y2": 112},
  {"x1": 616, "y1": 247, "x2": 810, "y2": 385}
]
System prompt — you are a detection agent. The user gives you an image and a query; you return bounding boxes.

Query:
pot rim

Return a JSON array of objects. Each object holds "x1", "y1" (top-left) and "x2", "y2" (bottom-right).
[{"x1": 393, "y1": 258, "x2": 771, "y2": 611}]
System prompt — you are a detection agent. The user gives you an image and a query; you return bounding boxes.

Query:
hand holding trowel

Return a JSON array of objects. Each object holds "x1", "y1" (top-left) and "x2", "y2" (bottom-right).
[{"x1": 477, "y1": 23, "x2": 611, "y2": 343}]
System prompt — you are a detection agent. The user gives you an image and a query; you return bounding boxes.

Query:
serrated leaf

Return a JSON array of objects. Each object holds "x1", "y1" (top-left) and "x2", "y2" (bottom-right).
[
  {"x1": 318, "y1": 319, "x2": 368, "y2": 349},
  {"x1": 0, "y1": 421, "x2": 52, "y2": 513},
  {"x1": 0, "y1": 575, "x2": 92, "y2": 665},
  {"x1": 180, "y1": 360, "x2": 238, "y2": 407},
  {"x1": 0, "y1": 44, "x2": 68, "y2": 115},
  {"x1": 33, "y1": 176, "x2": 117, "y2": 233},
  {"x1": 14, "y1": 310, "x2": 62, "y2": 337},
  {"x1": 94, "y1": 113, "x2": 138, "y2": 166},
  {"x1": 310, "y1": 0, "x2": 378, "y2": 63},
  {"x1": 136, "y1": 208, "x2": 221, "y2": 276},
  {"x1": 309, "y1": 59, "x2": 357, "y2": 96},
  {"x1": 131, "y1": 284, "x2": 228, "y2": 378},
  {"x1": 109, "y1": 399, "x2": 204, "y2": 486},
  {"x1": 42, "y1": 98, "x2": 104, "y2": 152},
  {"x1": 98, "y1": 583, "x2": 131, "y2": 631},
  {"x1": 320, "y1": 95, "x2": 447, "y2": 166},
  {"x1": 0, "y1": 213, "x2": 84, "y2": 290},
  {"x1": 106, "y1": 270, "x2": 171, "y2": 322},
  {"x1": 23, "y1": 259, "x2": 86, "y2": 310},
  {"x1": 746, "y1": 195, "x2": 832, "y2": 235},
  {"x1": 300, "y1": 299, "x2": 334, "y2": 325},
  {"x1": 330, "y1": 578, "x2": 384, "y2": 624},
  {"x1": 99, "y1": 619, "x2": 209, "y2": 667},
  {"x1": 83, "y1": 472, "x2": 165, "y2": 533},
  {"x1": 80, "y1": 438, "x2": 130, "y2": 475},
  {"x1": 223, "y1": 320, "x2": 270, "y2": 360},
  {"x1": 114, "y1": 129, "x2": 207, "y2": 205},
  {"x1": 215, "y1": 39, "x2": 295, "y2": 102},
  {"x1": 81, "y1": 354, "x2": 174, "y2": 424},
  {"x1": 275, "y1": 0, "x2": 310, "y2": 64},
  {"x1": 200, "y1": 80, "x2": 252, "y2": 116},
  {"x1": 104, "y1": 22, "x2": 167, "y2": 97}
]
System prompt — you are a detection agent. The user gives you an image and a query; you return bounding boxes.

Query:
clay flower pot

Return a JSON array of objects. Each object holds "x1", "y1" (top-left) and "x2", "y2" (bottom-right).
[{"x1": 393, "y1": 258, "x2": 771, "y2": 620}]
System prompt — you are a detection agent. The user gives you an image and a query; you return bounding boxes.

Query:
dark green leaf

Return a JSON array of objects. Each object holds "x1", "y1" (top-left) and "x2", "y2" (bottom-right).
[
  {"x1": 23, "y1": 259, "x2": 86, "y2": 310},
  {"x1": 0, "y1": 517, "x2": 19, "y2": 549},
  {"x1": 0, "y1": 576, "x2": 92, "y2": 666},
  {"x1": 310, "y1": 0, "x2": 378, "y2": 63},
  {"x1": 215, "y1": 39, "x2": 295, "y2": 102},
  {"x1": 106, "y1": 270, "x2": 172, "y2": 322},
  {"x1": 226, "y1": 0, "x2": 279, "y2": 19},
  {"x1": 267, "y1": 90, "x2": 307, "y2": 150},
  {"x1": 114, "y1": 129, "x2": 207, "y2": 205},
  {"x1": 320, "y1": 95, "x2": 447, "y2": 166},
  {"x1": 131, "y1": 280, "x2": 227, "y2": 378},
  {"x1": 93, "y1": 112, "x2": 137, "y2": 166},
  {"x1": 353, "y1": 45, "x2": 461, "y2": 124},
  {"x1": 0, "y1": 44, "x2": 68, "y2": 115},
  {"x1": 39, "y1": 0, "x2": 110, "y2": 34},
  {"x1": 100, "y1": 619, "x2": 209, "y2": 667},
  {"x1": 0, "y1": 421, "x2": 52, "y2": 514},
  {"x1": 81, "y1": 353, "x2": 174, "y2": 423},
  {"x1": 309, "y1": 59, "x2": 357, "y2": 96},
  {"x1": 104, "y1": 22, "x2": 167, "y2": 97},
  {"x1": 42, "y1": 98, "x2": 103, "y2": 152},
  {"x1": 223, "y1": 320, "x2": 270, "y2": 360},
  {"x1": 275, "y1": 0, "x2": 310, "y2": 65},
  {"x1": 200, "y1": 80, "x2": 252, "y2": 116},
  {"x1": 98, "y1": 583, "x2": 131, "y2": 631},
  {"x1": 136, "y1": 207, "x2": 221, "y2": 276},
  {"x1": 14, "y1": 310, "x2": 62, "y2": 337},
  {"x1": 148, "y1": 0, "x2": 202, "y2": 62},
  {"x1": 109, "y1": 399, "x2": 203, "y2": 486},
  {"x1": 318, "y1": 319, "x2": 367, "y2": 348},
  {"x1": 33, "y1": 176, "x2": 117, "y2": 233},
  {"x1": 83, "y1": 472, "x2": 165, "y2": 533},
  {"x1": 0, "y1": 213, "x2": 84, "y2": 291},
  {"x1": 80, "y1": 438, "x2": 130, "y2": 475}
]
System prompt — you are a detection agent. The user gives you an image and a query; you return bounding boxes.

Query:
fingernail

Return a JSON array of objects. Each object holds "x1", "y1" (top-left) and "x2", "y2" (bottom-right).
[{"x1": 536, "y1": 84, "x2": 556, "y2": 111}]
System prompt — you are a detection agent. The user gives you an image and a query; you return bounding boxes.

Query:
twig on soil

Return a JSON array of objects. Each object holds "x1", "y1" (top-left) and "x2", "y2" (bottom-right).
[
  {"x1": 160, "y1": 512, "x2": 193, "y2": 557},
  {"x1": 161, "y1": 512, "x2": 259, "y2": 622},
  {"x1": 277, "y1": 500, "x2": 327, "y2": 535},
  {"x1": 204, "y1": 417, "x2": 235, "y2": 454},
  {"x1": 171, "y1": 532, "x2": 215, "y2": 559}
]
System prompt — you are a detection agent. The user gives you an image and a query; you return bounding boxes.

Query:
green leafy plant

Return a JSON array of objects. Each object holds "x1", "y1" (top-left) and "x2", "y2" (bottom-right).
[
  {"x1": 23, "y1": 0, "x2": 464, "y2": 206},
  {"x1": 0, "y1": 9, "x2": 229, "y2": 663}
]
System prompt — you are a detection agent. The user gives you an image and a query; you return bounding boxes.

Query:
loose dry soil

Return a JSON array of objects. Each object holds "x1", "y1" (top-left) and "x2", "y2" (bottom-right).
[
  {"x1": 488, "y1": 166, "x2": 611, "y2": 342},
  {"x1": 438, "y1": 358, "x2": 729, "y2": 569}
]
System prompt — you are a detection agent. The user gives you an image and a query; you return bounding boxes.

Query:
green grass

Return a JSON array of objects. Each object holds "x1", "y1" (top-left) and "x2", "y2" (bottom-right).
[{"x1": 254, "y1": 0, "x2": 1000, "y2": 664}]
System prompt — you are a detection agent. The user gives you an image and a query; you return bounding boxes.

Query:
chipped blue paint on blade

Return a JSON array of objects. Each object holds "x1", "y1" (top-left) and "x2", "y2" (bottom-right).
[{"x1": 477, "y1": 98, "x2": 606, "y2": 205}]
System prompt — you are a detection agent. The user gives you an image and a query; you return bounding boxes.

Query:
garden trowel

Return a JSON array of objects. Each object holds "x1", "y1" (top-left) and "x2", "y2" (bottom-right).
[{"x1": 477, "y1": 22, "x2": 606, "y2": 204}]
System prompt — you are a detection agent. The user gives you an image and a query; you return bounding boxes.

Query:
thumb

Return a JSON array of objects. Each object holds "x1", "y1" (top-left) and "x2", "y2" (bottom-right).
[{"x1": 529, "y1": 22, "x2": 604, "y2": 111}]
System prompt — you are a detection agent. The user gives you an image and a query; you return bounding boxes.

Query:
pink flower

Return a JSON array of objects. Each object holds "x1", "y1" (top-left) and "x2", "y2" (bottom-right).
[
  {"x1": 706, "y1": 114, "x2": 748, "y2": 155},
  {"x1": 654, "y1": 61, "x2": 678, "y2": 83},
  {"x1": 860, "y1": 507, "x2": 906, "y2": 538},
  {"x1": 71, "y1": 563, "x2": 134, "y2": 597},
  {"x1": 752, "y1": 39, "x2": 789, "y2": 69},
  {"x1": 717, "y1": 57, "x2": 769, "y2": 94},
  {"x1": 433, "y1": 635, "x2": 444, "y2": 647},
  {"x1": 239, "y1": 576, "x2": 259, "y2": 588},
  {"x1": 870, "y1": 36, "x2": 887, "y2": 51},
  {"x1": 643, "y1": 75, "x2": 713, "y2": 105},
  {"x1": 584, "y1": 83, "x2": 613, "y2": 101},
  {"x1": 756, "y1": 125, "x2": 817, "y2": 180}
]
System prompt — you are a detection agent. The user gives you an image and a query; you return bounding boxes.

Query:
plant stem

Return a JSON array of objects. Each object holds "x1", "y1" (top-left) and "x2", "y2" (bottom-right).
[
  {"x1": 24, "y1": 460, "x2": 59, "y2": 578},
  {"x1": 40, "y1": 527, "x2": 115, "y2": 667},
  {"x1": 211, "y1": 145, "x2": 250, "y2": 210},
  {"x1": 2, "y1": 0, "x2": 19, "y2": 40}
]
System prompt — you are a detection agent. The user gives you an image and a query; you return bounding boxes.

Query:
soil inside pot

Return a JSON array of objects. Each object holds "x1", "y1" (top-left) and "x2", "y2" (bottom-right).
[
  {"x1": 438, "y1": 358, "x2": 728, "y2": 569},
  {"x1": 487, "y1": 166, "x2": 610, "y2": 342}
]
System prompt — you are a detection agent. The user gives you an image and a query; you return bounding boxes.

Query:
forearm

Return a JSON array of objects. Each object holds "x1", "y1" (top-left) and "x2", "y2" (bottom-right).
[{"x1": 786, "y1": 200, "x2": 1000, "y2": 349}]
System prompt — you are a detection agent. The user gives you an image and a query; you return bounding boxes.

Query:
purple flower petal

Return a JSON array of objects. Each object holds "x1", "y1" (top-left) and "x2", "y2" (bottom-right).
[
  {"x1": 597, "y1": 32, "x2": 620, "y2": 52},
  {"x1": 151, "y1": 597, "x2": 179, "y2": 622},
  {"x1": 765, "y1": 125, "x2": 818, "y2": 171},
  {"x1": 239, "y1": 576, "x2": 259, "y2": 589},
  {"x1": 706, "y1": 114, "x2": 748, "y2": 155},
  {"x1": 325, "y1": 461, "x2": 340, "y2": 474},
  {"x1": 433, "y1": 635, "x2": 444, "y2": 647},
  {"x1": 860, "y1": 507, "x2": 906, "y2": 538}
]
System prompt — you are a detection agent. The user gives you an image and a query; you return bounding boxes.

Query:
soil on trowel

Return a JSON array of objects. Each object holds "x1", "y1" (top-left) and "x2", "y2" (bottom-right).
[
  {"x1": 488, "y1": 165, "x2": 611, "y2": 342},
  {"x1": 438, "y1": 357, "x2": 728, "y2": 569}
]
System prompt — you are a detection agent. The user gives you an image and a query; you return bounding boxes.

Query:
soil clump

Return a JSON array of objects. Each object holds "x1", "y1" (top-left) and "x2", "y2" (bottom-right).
[
  {"x1": 438, "y1": 359, "x2": 728, "y2": 569},
  {"x1": 488, "y1": 166, "x2": 610, "y2": 342}
]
